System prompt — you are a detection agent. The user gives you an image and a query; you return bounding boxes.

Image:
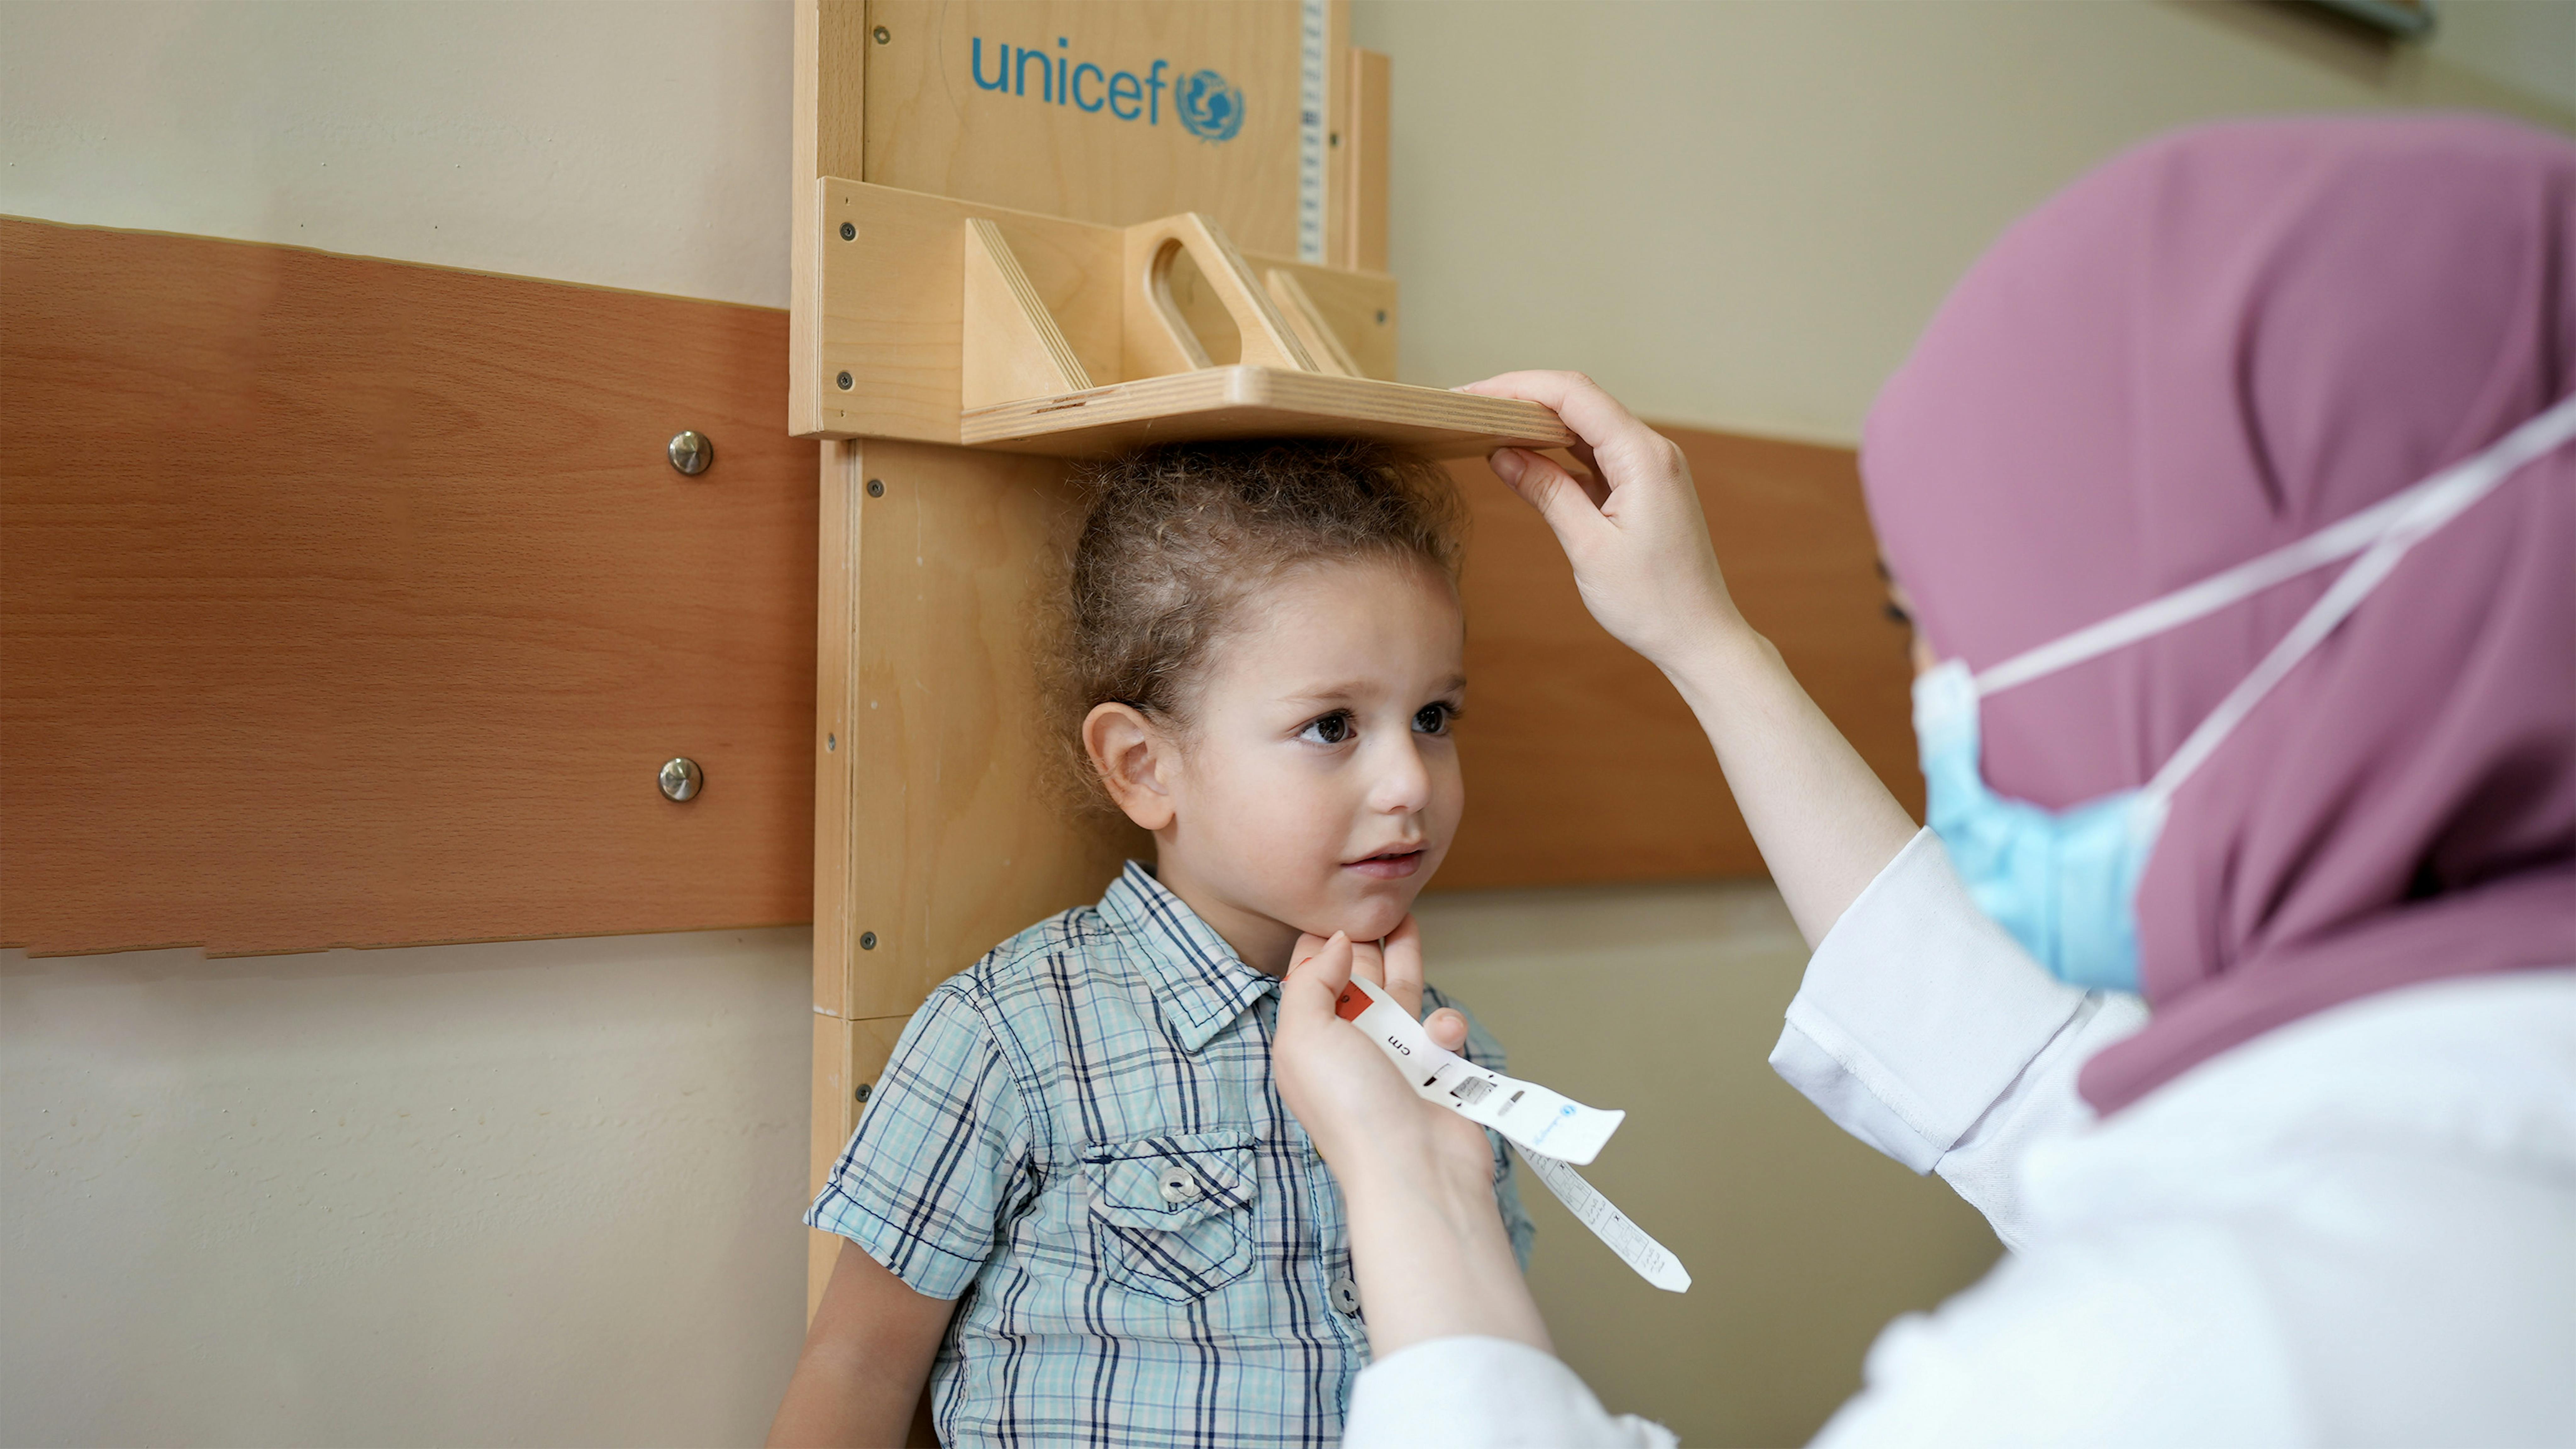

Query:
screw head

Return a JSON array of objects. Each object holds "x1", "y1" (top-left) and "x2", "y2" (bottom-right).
[
  {"x1": 866, "y1": 478, "x2": 885, "y2": 497},
  {"x1": 836, "y1": 371, "x2": 854, "y2": 390},
  {"x1": 839, "y1": 221, "x2": 855, "y2": 241},
  {"x1": 658, "y1": 757, "x2": 703, "y2": 802},
  {"x1": 1374, "y1": 309, "x2": 1388, "y2": 325},
  {"x1": 825, "y1": 732, "x2": 837, "y2": 751},
  {"x1": 855, "y1": 1082, "x2": 872, "y2": 1103},
  {"x1": 873, "y1": 25, "x2": 890, "y2": 43},
  {"x1": 667, "y1": 429, "x2": 714, "y2": 476},
  {"x1": 859, "y1": 931, "x2": 878, "y2": 950}
]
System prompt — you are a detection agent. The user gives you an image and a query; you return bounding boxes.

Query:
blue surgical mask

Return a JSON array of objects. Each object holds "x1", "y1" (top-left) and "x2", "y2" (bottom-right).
[{"x1": 1912, "y1": 392, "x2": 2576, "y2": 993}]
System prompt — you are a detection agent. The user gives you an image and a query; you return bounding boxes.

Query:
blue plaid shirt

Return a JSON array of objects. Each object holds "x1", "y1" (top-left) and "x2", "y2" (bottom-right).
[{"x1": 808, "y1": 861, "x2": 1533, "y2": 1448}]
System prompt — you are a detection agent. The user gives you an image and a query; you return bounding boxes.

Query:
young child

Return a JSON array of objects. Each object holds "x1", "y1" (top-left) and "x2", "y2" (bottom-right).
[{"x1": 767, "y1": 441, "x2": 1531, "y2": 1449}]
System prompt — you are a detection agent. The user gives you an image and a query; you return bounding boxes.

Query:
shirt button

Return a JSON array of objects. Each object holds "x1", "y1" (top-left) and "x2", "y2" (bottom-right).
[
  {"x1": 1157, "y1": 1166, "x2": 1203, "y2": 1204},
  {"x1": 1330, "y1": 1274, "x2": 1362, "y2": 1317}
]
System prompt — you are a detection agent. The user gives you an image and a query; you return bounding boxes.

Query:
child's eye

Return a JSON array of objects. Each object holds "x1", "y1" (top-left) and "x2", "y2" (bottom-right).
[
  {"x1": 1298, "y1": 711, "x2": 1354, "y2": 746},
  {"x1": 1413, "y1": 703, "x2": 1453, "y2": 735}
]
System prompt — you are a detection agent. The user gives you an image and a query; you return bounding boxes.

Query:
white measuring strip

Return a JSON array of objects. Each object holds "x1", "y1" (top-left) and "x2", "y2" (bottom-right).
[
  {"x1": 1336, "y1": 975, "x2": 1691, "y2": 1292},
  {"x1": 1296, "y1": 0, "x2": 1329, "y2": 263}
]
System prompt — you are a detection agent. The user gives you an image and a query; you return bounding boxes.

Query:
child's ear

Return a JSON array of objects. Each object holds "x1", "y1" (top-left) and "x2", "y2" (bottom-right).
[{"x1": 1083, "y1": 702, "x2": 1177, "y2": 831}]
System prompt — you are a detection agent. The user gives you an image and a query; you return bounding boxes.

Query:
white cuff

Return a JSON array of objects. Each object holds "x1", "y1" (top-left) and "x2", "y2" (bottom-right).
[
  {"x1": 1346, "y1": 1337, "x2": 1676, "y2": 1449},
  {"x1": 1771, "y1": 830, "x2": 2090, "y2": 1170}
]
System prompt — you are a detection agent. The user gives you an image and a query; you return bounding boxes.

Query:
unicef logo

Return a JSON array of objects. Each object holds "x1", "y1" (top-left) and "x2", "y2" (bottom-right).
[{"x1": 1175, "y1": 69, "x2": 1244, "y2": 142}]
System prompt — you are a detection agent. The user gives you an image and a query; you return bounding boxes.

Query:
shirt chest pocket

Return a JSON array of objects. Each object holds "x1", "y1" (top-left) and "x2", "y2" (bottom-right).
[{"x1": 1080, "y1": 1131, "x2": 1259, "y2": 1303}]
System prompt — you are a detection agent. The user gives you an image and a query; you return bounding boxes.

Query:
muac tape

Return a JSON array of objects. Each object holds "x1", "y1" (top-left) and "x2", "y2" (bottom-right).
[{"x1": 1335, "y1": 975, "x2": 1692, "y2": 1292}]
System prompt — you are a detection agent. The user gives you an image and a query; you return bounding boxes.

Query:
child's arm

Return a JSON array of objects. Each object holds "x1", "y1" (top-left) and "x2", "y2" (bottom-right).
[{"x1": 766, "y1": 1241, "x2": 957, "y2": 1448}]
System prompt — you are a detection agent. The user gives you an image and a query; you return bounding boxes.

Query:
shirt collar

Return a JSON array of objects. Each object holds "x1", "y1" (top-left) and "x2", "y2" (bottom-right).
[{"x1": 1097, "y1": 861, "x2": 1280, "y2": 1052}]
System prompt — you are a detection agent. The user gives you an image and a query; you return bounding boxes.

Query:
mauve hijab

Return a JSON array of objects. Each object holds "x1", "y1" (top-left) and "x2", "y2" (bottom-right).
[{"x1": 1863, "y1": 114, "x2": 2576, "y2": 1115}]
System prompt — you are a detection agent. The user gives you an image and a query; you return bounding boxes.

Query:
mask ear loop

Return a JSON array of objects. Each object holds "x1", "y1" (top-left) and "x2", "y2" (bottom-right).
[
  {"x1": 2139, "y1": 398, "x2": 2575, "y2": 811},
  {"x1": 1972, "y1": 393, "x2": 2576, "y2": 700}
]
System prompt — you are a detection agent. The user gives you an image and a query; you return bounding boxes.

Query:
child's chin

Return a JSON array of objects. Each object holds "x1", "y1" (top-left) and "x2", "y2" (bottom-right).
[{"x1": 1324, "y1": 894, "x2": 1414, "y2": 945}]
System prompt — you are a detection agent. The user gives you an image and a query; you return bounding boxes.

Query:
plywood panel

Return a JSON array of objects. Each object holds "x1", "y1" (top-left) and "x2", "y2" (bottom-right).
[
  {"x1": 790, "y1": 0, "x2": 872, "y2": 436},
  {"x1": 1437, "y1": 426, "x2": 1920, "y2": 891},
  {"x1": 862, "y1": 0, "x2": 1308, "y2": 257},
  {"x1": 0, "y1": 218, "x2": 817, "y2": 955},
  {"x1": 1344, "y1": 48, "x2": 1391, "y2": 274},
  {"x1": 805, "y1": 180, "x2": 1396, "y2": 443},
  {"x1": 959, "y1": 365, "x2": 1569, "y2": 457},
  {"x1": 812, "y1": 441, "x2": 863, "y2": 1015},
  {"x1": 824, "y1": 438, "x2": 1145, "y2": 1020}
]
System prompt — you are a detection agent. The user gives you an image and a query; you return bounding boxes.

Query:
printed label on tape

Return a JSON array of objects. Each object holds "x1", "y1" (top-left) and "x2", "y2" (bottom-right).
[
  {"x1": 1332, "y1": 974, "x2": 1690, "y2": 1292},
  {"x1": 1335, "y1": 975, "x2": 1622, "y2": 1165}
]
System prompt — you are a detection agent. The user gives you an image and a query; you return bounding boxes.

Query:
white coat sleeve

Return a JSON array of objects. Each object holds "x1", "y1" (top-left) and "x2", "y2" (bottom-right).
[
  {"x1": 1767, "y1": 830, "x2": 2148, "y2": 1247},
  {"x1": 1343, "y1": 1337, "x2": 1677, "y2": 1449}
]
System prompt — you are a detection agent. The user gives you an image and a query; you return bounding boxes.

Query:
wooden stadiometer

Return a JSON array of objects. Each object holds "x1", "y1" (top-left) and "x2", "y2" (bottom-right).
[{"x1": 789, "y1": 5, "x2": 1561, "y2": 1361}]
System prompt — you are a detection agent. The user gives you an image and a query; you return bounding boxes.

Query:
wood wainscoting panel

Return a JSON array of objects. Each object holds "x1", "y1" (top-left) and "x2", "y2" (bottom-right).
[
  {"x1": 1438, "y1": 427, "x2": 1921, "y2": 891},
  {"x1": 0, "y1": 218, "x2": 817, "y2": 955}
]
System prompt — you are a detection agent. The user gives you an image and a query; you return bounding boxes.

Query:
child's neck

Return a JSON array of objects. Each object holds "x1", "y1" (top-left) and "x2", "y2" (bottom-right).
[{"x1": 1150, "y1": 852, "x2": 1301, "y2": 978}]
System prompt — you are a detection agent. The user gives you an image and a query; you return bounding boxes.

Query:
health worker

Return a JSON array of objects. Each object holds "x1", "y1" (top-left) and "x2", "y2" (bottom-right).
[{"x1": 1274, "y1": 114, "x2": 2576, "y2": 1447}]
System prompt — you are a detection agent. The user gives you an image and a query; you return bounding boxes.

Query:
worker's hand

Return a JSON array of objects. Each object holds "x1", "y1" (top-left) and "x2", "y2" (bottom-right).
[
  {"x1": 1458, "y1": 370, "x2": 1746, "y2": 671},
  {"x1": 1274, "y1": 930, "x2": 1487, "y2": 1193},
  {"x1": 1302, "y1": 917, "x2": 1472, "y2": 1055}
]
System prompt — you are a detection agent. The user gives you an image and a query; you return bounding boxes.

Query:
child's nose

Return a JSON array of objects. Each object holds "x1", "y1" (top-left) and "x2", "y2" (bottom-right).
[{"x1": 1366, "y1": 736, "x2": 1433, "y2": 814}]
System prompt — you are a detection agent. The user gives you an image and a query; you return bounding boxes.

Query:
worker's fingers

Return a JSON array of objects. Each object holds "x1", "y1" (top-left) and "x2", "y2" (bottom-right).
[
  {"x1": 1457, "y1": 370, "x2": 1648, "y2": 452},
  {"x1": 1282, "y1": 932, "x2": 1355, "y2": 1021},
  {"x1": 1565, "y1": 439, "x2": 1612, "y2": 506},
  {"x1": 1489, "y1": 447, "x2": 1616, "y2": 557},
  {"x1": 1379, "y1": 916, "x2": 1425, "y2": 1019},
  {"x1": 1424, "y1": 1008, "x2": 1469, "y2": 1055}
]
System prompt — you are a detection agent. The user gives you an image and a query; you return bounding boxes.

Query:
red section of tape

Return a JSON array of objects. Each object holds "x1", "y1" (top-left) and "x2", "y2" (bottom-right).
[{"x1": 1335, "y1": 985, "x2": 1369, "y2": 1022}]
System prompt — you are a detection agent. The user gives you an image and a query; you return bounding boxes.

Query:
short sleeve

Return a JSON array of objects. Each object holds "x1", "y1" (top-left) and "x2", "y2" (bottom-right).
[
  {"x1": 805, "y1": 983, "x2": 1033, "y2": 1300},
  {"x1": 1425, "y1": 984, "x2": 1538, "y2": 1273}
]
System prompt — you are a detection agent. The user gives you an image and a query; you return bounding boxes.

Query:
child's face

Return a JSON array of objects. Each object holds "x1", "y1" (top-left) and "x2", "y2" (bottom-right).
[{"x1": 1102, "y1": 556, "x2": 1466, "y2": 973}]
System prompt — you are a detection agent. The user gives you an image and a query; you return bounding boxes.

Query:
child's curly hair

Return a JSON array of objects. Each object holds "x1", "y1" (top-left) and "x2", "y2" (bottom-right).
[{"x1": 1048, "y1": 438, "x2": 1468, "y2": 810}]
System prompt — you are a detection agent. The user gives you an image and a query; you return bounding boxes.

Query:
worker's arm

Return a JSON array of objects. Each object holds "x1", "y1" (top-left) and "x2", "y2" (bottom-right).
[
  {"x1": 1461, "y1": 371, "x2": 1921, "y2": 949},
  {"x1": 766, "y1": 1241, "x2": 957, "y2": 1448}
]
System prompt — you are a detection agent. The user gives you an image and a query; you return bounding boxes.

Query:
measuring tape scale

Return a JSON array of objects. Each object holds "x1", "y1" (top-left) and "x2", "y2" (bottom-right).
[
  {"x1": 1334, "y1": 974, "x2": 1692, "y2": 1292},
  {"x1": 1296, "y1": 0, "x2": 1328, "y2": 263}
]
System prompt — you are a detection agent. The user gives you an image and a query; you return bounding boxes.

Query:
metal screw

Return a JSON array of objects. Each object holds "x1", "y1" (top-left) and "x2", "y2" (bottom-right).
[
  {"x1": 1374, "y1": 309, "x2": 1388, "y2": 325},
  {"x1": 667, "y1": 429, "x2": 714, "y2": 476},
  {"x1": 825, "y1": 733, "x2": 837, "y2": 751},
  {"x1": 866, "y1": 478, "x2": 885, "y2": 497},
  {"x1": 872, "y1": 25, "x2": 889, "y2": 43},
  {"x1": 859, "y1": 931, "x2": 878, "y2": 950},
  {"x1": 837, "y1": 371, "x2": 853, "y2": 390},
  {"x1": 840, "y1": 221, "x2": 855, "y2": 241},
  {"x1": 1330, "y1": 131, "x2": 1341, "y2": 147},
  {"x1": 854, "y1": 1082, "x2": 872, "y2": 1104},
  {"x1": 658, "y1": 757, "x2": 703, "y2": 802}
]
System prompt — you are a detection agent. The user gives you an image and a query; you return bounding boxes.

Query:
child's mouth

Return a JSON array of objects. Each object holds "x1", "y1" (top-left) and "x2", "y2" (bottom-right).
[{"x1": 1343, "y1": 847, "x2": 1424, "y2": 880}]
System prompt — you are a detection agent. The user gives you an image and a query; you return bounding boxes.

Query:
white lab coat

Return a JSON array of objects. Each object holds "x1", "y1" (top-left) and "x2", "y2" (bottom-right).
[{"x1": 1344, "y1": 830, "x2": 2576, "y2": 1448}]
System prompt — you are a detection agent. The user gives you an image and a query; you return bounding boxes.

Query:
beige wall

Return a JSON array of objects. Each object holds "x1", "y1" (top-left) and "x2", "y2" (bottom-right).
[
  {"x1": 1, "y1": 931, "x2": 813, "y2": 1447},
  {"x1": 1359, "y1": 0, "x2": 2576, "y2": 444},
  {"x1": 5, "y1": 3, "x2": 2570, "y2": 1446}
]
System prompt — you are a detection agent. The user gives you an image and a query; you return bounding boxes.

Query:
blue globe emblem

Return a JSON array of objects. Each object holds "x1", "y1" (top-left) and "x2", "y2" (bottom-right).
[{"x1": 1175, "y1": 69, "x2": 1244, "y2": 142}]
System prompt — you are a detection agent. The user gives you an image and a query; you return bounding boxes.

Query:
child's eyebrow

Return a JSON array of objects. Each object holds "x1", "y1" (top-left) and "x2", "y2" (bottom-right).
[{"x1": 1278, "y1": 674, "x2": 1467, "y2": 706}]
